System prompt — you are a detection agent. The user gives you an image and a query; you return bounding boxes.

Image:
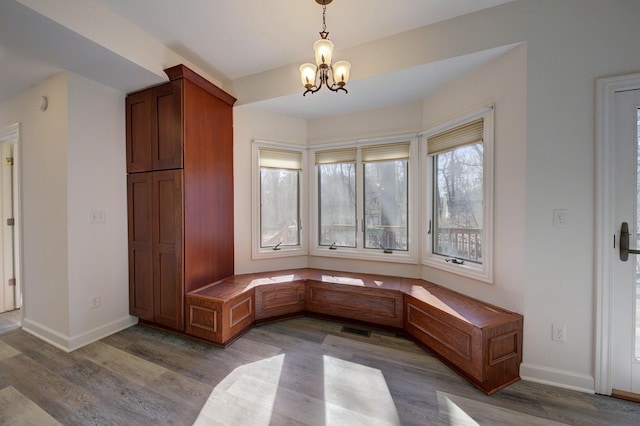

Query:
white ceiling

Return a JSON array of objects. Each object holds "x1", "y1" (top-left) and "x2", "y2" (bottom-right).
[{"x1": 0, "y1": 0, "x2": 515, "y2": 117}]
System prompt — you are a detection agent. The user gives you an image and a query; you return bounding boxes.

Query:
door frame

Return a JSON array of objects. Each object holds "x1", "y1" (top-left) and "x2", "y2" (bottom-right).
[
  {"x1": 595, "y1": 72, "x2": 640, "y2": 395},
  {"x1": 0, "y1": 123, "x2": 22, "y2": 316}
]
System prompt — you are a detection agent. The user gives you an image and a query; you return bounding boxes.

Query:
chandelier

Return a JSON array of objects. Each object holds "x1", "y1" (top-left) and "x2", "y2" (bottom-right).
[{"x1": 300, "y1": 0, "x2": 351, "y2": 96}]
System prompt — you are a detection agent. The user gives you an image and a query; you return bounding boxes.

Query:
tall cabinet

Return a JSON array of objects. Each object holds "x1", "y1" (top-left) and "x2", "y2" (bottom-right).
[{"x1": 126, "y1": 65, "x2": 236, "y2": 331}]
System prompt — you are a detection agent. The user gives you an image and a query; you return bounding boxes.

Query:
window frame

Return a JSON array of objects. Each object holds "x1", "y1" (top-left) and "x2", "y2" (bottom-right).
[
  {"x1": 252, "y1": 141, "x2": 308, "y2": 259},
  {"x1": 309, "y1": 136, "x2": 419, "y2": 264},
  {"x1": 422, "y1": 106, "x2": 494, "y2": 283}
]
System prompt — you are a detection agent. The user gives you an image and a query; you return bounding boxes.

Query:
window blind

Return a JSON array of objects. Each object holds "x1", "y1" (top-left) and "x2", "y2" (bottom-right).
[
  {"x1": 315, "y1": 147, "x2": 357, "y2": 164},
  {"x1": 427, "y1": 118, "x2": 483, "y2": 156},
  {"x1": 259, "y1": 147, "x2": 302, "y2": 170},
  {"x1": 361, "y1": 142, "x2": 410, "y2": 162}
]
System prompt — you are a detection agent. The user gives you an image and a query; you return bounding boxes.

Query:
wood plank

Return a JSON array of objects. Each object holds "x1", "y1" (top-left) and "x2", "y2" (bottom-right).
[
  {"x1": 0, "y1": 353, "x2": 96, "y2": 421},
  {"x1": 75, "y1": 341, "x2": 167, "y2": 387},
  {"x1": 437, "y1": 391, "x2": 569, "y2": 425},
  {"x1": 0, "y1": 386, "x2": 61, "y2": 426},
  {"x1": 0, "y1": 340, "x2": 19, "y2": 361},
  {"x1": 59, "y1": 359, "x2": 196, "y2": 425}
]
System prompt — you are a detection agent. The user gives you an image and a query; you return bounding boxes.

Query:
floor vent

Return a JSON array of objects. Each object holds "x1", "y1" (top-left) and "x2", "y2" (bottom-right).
[{"x1": 341, "y1": 325, "x2": 371, "y2": 337}]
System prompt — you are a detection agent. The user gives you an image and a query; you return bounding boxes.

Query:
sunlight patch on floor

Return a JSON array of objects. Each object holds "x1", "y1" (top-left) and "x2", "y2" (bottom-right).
[
  {"x1": 437, "y1": 391, "x2": 569, "y2": 425},
  {"x1": 192, "y1": 350, "x2": 403, "y2": 425},
  {"x1": 193, "y1": 354, "x2": 285, "y2": 425},
  {"x1": 323, "y1": 355, "x2": 401, "y2": 425}
]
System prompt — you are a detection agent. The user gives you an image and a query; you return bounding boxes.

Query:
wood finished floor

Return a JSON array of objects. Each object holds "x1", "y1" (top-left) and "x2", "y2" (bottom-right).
[{"x1": 1, "y1": 310, "x2": 639, "y2": 425}]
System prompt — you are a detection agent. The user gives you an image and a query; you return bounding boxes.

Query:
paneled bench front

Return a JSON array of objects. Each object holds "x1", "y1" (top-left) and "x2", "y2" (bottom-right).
[{"x1": 184, "y1": 268, "x2": 523, "y2": 395}]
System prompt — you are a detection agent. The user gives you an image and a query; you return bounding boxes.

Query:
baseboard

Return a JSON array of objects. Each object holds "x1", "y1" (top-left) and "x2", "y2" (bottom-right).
[
  {"x1": 21, "y1": 318, "x2": 72, "y2": 352},
  {"x1": 520, "y1": 362, "x2": 595, "y2": 394},
  {"x1": 22, "y1": 315, "x2": 138, "y2": 353}
]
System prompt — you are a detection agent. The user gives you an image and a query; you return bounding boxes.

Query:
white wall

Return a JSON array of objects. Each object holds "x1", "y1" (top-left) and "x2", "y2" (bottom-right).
[
  {"x1": 0, "y1": 73, "x2": 70, "y2": 338},
  {"x1": 0, "y1": 71, "x2": 135, "y2": 351},
  {"x1": 421, "y1": 45, "x2": 526, "y2": 314},
  {"x1": 508, "y1": 0, "x2": 640, "y2": 392},
  {"x1": 306, "y1": 101, "x2": 423, "y2": 145},
  {"x1": 66, "y1": 72, "x2": 134, "y2": 348},
  {"x1": 234, "y1": 107, "x2": 308, "y2": 274}
]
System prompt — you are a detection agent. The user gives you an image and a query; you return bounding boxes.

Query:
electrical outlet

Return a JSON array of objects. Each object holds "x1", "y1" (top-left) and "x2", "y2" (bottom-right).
[
  {"x1": 552, "y1": 324, "x2": 566, "y2": 342},
  {"x1": 91, "y1": 295, "x2": 101, "y2": 309}
]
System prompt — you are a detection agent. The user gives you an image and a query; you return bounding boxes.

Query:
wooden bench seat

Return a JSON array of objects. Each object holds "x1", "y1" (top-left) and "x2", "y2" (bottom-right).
[
  {"x1": 403, "y1": 285, "x2": 523, "y2": 394},
  {"x1": 184, "y1": 268, "x2": 523, "y2": 395}
]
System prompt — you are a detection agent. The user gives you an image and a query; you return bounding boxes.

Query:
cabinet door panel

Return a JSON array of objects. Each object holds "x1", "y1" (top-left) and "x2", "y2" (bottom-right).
[
  {"x1": 156, "y1": 251, "x2": 180, "y2": 326},
  {"x1": 127, "y1": 174, "x2": 153, "y2": 319},
  {"x1": 152, "y1": 82, "x2": 183, "y2": 170},
  {"x1": 152, "y1": 170, "x2": 184, "y2": 330},
  {"x1": 126, "y1": 90, "x2": 152, "y2": 172}
]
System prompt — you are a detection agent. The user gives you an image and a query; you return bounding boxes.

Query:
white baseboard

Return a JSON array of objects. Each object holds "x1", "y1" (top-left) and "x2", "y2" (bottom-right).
[
  {"x1": 22, "y1": 315, "x2": 138, "y2": 352},
  {"x1": 520, "y1": 362, "x2": 595, "y2": 394}
]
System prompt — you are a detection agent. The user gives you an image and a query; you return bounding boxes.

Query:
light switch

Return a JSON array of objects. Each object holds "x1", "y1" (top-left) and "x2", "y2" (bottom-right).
[
  {"x1": 89, "y1": 210, "x2": 106, "y2": 224},
  {"x1": 553, "y1": 209, "x2": 568, "y2": 228}
]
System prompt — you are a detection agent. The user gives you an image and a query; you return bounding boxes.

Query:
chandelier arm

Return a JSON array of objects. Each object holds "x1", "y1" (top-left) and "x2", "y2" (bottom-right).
[
  {"x1": 327, "y1": 84, "x2": 348, "y2": 94},
  {"x1": 303, "y1": 67, "x2": 325, "y2": 96},
  {"x1": 303, "y1": 85, "x2": 321, "y2": 96},
  {"x1": 324, "y1": 68, "x2": 348, "y2": 94}
]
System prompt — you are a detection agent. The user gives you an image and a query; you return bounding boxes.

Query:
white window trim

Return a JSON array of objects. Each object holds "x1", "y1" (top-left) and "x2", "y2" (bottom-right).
[
  {"x1": 309, "y1": 135, "x2": 420, "y2": 264},
  {"x1": 422, "y1": 105, "x2": 494, "y2": 283},
  {"x1": 252, "y1": 140, "x2": 308, "y2": 260}
]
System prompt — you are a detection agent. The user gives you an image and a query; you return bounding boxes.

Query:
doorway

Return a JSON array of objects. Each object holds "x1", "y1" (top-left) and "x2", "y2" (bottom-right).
[
  {"x1": 596, "y1": 73, "x2": 640, "y2": 397},
  {"x1": 0, "y1": 123, "x2": 21, "y2": 315}
]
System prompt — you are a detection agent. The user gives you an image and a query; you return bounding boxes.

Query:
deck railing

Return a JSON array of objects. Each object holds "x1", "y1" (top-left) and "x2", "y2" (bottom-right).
[{"x1": 435, "y1": 227, "x2": 482, "y2": 262}]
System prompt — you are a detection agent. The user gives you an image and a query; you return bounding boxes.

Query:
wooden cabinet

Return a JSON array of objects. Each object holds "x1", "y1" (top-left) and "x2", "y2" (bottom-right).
[
  {"x1": 255, "y1": 281, "x2": 306, "y2": 320},
  {"x1": 126, "y1": 80, "x2": 182, "y2": 172},
  {"x1": 305, "y1": 280, "x2": 404, "y2": 329},
  {"x1": 126, "y1": 65, "x2": 236, "y2": 332},
  {"x1": 128, "y1": 170, "x2": 183, "y2": 329},
  {"x1": 185, "y1": 282, "x2": 255, "y2": 345}
]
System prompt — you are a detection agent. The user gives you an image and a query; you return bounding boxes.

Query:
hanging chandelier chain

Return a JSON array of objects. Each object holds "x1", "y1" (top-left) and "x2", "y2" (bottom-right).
[{"x1": 322, "y1": 4, "x2": 327, "y2": 33}]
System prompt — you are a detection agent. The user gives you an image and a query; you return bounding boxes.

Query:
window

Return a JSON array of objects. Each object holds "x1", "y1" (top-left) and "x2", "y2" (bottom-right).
[
  {"x1": 424, "y1": 108, "x2": 494, "y2": 282},
  {"x1": 253, "y1": 143, "x2": 306, "y2": 258},
  {"x1": 312, "y1": 139, "x2": 416, "y2": 262},
  {"x1": 317, "y1": 148, "x2": 357, "y2": 247},
  {"x1": 363, "y1": 143, "x2": 410, "y2": 251}
]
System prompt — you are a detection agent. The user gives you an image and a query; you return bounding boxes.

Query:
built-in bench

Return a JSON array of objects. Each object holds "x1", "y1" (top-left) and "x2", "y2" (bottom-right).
[{"x1": 184, "y1": 268, "x2": 523, "y2": 395}]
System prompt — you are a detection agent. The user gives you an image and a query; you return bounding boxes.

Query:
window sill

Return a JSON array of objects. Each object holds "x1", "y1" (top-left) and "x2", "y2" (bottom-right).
[
  {"x1": 252, "y1": 247, "x2": 308, "y2": 260},
  {"x1": 422, "y1": 255, "x2": 493, "y2": 284},
  {"x1": 310, "y1": 247, "x2": 419, "y2": 264}
]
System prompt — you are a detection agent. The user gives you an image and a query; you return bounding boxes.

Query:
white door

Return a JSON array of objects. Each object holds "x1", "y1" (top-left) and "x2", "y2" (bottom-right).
[
  {"x1": 0, "y1": 141, "x2": 17, "y2": 313},
  {"x1": 612, "y1": 88, "x2": 640, "y2": 397}
]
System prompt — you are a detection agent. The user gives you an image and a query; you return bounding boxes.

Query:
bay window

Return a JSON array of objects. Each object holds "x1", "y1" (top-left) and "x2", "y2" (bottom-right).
[
  {"x1": 312, "y1": 139, "x2": 416, "y2": 262},
  {"x1": 253, "y1": 143, "x2": 306, "y2": 258}
]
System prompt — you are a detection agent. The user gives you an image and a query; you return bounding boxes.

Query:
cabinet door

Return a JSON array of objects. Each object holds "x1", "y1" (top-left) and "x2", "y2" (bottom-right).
[
  {"x1": 127, "y1": 173, "x2": 153, "y2": 320},
  {"x1": 126, "y1": 90, "x2": 152, "y2": 173},
  {"x1": 152, "y1": 81, "x2": 183, "y2": 170},
  {"x1": 152, "y1": 170, "x2": 184, "y2": 330}
]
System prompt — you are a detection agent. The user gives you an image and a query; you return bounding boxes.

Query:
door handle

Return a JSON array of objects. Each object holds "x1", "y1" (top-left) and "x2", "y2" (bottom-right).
[{"x1": 620, "y1": 222, "x2": 640, "y2": 261}]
